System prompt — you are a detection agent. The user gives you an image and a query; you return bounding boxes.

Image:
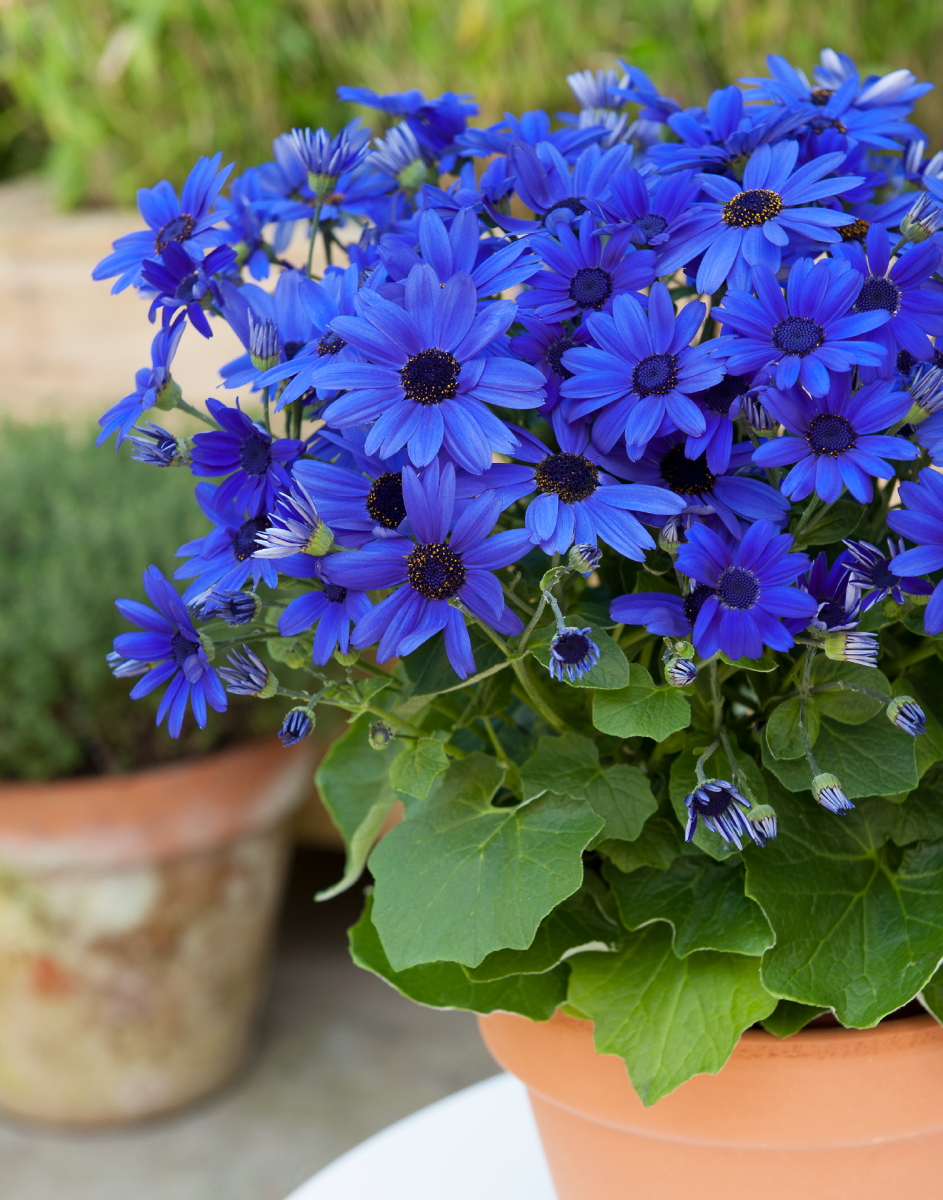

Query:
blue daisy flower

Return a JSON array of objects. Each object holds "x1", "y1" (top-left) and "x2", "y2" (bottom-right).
[
  {"x1": 508, "y1": 317, "x2": 593, "y2": 413},
  {"x1": 189, "y1": 399, "x2": 304, "y2": 516},
  {"x1": 843, "y1": 537, "x2": 932, "y2": 610},
  {"x1": 610, "y1": 583, "x2": 716, "y2": 638},
  {"x1": 655, "y1": 141, "x2": 862, "y2": 293},
  {"x1": 173, "y1": 483, "x2": 280, "y2": 605},
  {"x1": 783, "y1": 550, "x2": 858, "y2": 635},
  {"x1": 684, "y1": 371, "x2": 758, "y2": 474},
  {"x1": 675, "y1": 520, "x2": 817, "y2": 660},
  {"x1": 831, "y1": 226, "x2": 943, "y2": 376},
  {"x1": 339, "y1": 87, "x2": 477, "y2": 172},
  {"x1": 321, "y1": 461, "x2": 531, "y2": 679},
  {"x1": 715, "y1": 258, "x2": 890, "y2": 396},
  {"x1": 461, "y1": 409, "x2": 686, "y2": 560},
  {"x1": 606, "y1": 435, "x2": 791, "y2": 540},
  {"x1": 279, "y1": 120, "x2": 372, "y2": 182},
  {"x1": 92, "y1": 153, "x2": 233, "y2": 293},
  {"x1": 888, "y1": 467, "x2": 943, "y2": 633},
  {"x1": 140, "y1": 243, "x2": 237, "y2": 339},
  {"x1": 215, "y1": 166, "x2": 310, "y2": 281},
  {"x1": 613, "y1": 61, "x2": 682, "y2": 124},
  {"x1": 560, "y1": 282, "x2": 727, "y2": 456},
  {"x1": 295, "y1": 264, "x2": 546, "y2": 474},
  {"x1": 455, "y1": 109, "x2": 607, "y2": 162},
  {"x1": 97, "y1": 313, "x2": 186, "y2": 448},
  {"x1": 278, "y1": 580, "x2": 373, "y2": 665},
  {"x1": 521, "y1": 211, "x2": 656, "y2": 322},
  {"x1": 752, "y1": 375, "x2": 917, "y2": 504},
  {"x1": 111, "y1": 565, "x2": 227, "y2": 738},
  {"x1": 597, "y1": 168, "x2": 701, "y2": 247}
]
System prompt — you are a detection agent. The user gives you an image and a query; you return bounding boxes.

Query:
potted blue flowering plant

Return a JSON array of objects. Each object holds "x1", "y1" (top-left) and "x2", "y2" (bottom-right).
[{"x1": 97, "y1": 49, "x2": 943, "y2": 1191}]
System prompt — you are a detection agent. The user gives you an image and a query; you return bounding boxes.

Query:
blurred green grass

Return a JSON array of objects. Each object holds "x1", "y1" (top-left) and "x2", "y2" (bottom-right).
[{"x1": 1, "y1": 0, "x2": 941, "y2": 208}]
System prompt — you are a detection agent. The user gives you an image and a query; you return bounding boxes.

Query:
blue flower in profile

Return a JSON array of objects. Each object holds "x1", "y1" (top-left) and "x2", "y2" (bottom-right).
[
  {"x1": 190, "y1": 399, "x2": 304, "y2": 516},
  {"x1": 278, "y1": 580, "x2": 373, "y2": 665},
  {"x1": 610, "y1": 584, "x2": 716, "y2": 638},
  {"x1": 173, "y1": 483, "x2": 279, "y2": 605},
  {"x1": 782, "y1": 550, "x2": 859, "y2": 635},
  {"x1": 279, "y1": 120, "x2": 372, "y2": 182},
  {"x1": 462, "y1": 411, "x2": 685, "y2": 560},
  {"x1": 560, "y1": 282, "x2": 727, "y2": 456},
  {"x1": 111, "y1": 565, "x2": 227, "y2": 738},
  {"x1": 523, "y1": 211, "x2": 656, "y2": 323},
  {"x1": 92, "y1": 152, "x2": 233, "y2": 293},
  {"x1": 508, "y1": 317, "x2": 592, "y2": 413},
  {"x1": 613, "y1": 61, "x2": 682, "y2": 124},
  {"x1": 217, "y1": 167, "x2": 309, "y2": 280},
  {"x1": 597, "y1": 168, "x2": 700, "y2": 247},
  {"x1": 322, "y1": 461, "x2": 531, "y2": 679},
  {"x1": 141, "y1": 243, "x2": 237, "y2": 338},
  {"x1": 655, "y1": 142, "x2": 862, "y2": 293},
  {"x1": 298, "y1": 264, "x2": 546, "y2": 474},
  {"x1": 888, "y1": 467, "x2": 943, "y2": 634},
  {"x1": 752, "y1": 375, "x2": 917, "y2": 504},
  {"x1": 716, "y1": 259, "x2": 890, "y2": 396},
  {"x1": 843, "y1": 537, "x2": 932, "y2": 610},
  {"x1": 675, "y1": 520, "x2": 817, "y2": 660},
  {"x1": 97, "y1": 313, "x2": 186, "y2": 448},
  {"x1": 831, "y1": 226, "x2": 943, "y2": 376},
  {"x1": 339, "y1": 87, "x2": 477, "y2": 168},
  {"x1": 608, "y1": 436, "x2": 791, "y2": 540}
]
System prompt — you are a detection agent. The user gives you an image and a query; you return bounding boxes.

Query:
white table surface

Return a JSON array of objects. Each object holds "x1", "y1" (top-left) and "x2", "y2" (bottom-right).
[{"x1": 284, "y1": 1073, "x2": 557, "y2": 1200}]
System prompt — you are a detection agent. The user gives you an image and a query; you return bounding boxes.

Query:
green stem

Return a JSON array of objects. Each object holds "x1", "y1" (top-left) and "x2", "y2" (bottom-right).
[
  {"x1": 176, "y1": 399, "x2": 220, "y2": 428},
  {"x1": 511, "y1": 657, "x2": 565, "y2": 733},
  {"x1": 695, "y1": 738, "x2": 720, "y2": 783},
  {"x1": 479, "y1": 715, "x2": 510, "y2": 766},
  {"x1": 809, "y1": 681, "x2": 890, "y2": 704},
  {"x1": 306, "y1": 197, "x2": 325, "y2": 277},
  {"x1": 363, "y1": 703, "x2": 426, "y2": 739},
  {"x1": 518, "y1": 591, "x2": 551, "y2": 653},
  {"x1": 709, "y1": 659, "x2": 723, "y2": 733}
]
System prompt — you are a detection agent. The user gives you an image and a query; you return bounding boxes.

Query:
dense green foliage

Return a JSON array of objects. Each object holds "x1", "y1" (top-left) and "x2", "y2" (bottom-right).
[
  {"x1": 3, "y1": 0, "x2": 943, "y2": 206},
  {"x1": 0, "y1": 423, "x2": 285, "y2": 779}
]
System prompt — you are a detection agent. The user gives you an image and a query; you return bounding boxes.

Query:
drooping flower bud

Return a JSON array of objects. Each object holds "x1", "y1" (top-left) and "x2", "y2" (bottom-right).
[
  {"x1": 746, "y1": 804, "x2": 778, "y2": 845},
  {"x1": 279, "y1": 708, "x2": 314, "y2": 747},
  {"x1": 568, "y1": 543, "x2": 602, "y2": 575},
  {"x1": 812, "y1": 773, "x2": 854, "y2": 814},
  {"x1": 665, "y1": 656, "x2": 698, "y2": 687},
  {"x1": 887, "y1": 695, "x2": 927, "y2": 737},
  {"x1": 218, "y1": 646, "x2": 278, "y2": 697},
  {"x1": 368, "y1": 720, "x2": 395, "y2": 750},
  {"x1": 824, "y1": 630, "x2": 879, "y2": 668},
  {"x1": 201, "y1": 589, "x2": 261, "y2": 626},
  {"x1": 684, "y1": 779, "x2": 764, "y2": 850},
  {"x1": 548, "y1": 626, "x2": 600, "y2": 682}
]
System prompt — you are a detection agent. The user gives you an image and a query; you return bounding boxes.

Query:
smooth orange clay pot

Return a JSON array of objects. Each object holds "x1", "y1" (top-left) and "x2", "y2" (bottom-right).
[
  {"x1": 0, "y1": 739, "x2": 312, "y2": 1127},
  {"x1": 479, "y1": 1008, "x2": 943, "y2": 1200}
]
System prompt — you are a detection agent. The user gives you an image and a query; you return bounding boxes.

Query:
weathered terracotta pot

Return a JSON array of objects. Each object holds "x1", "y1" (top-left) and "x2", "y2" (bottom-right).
[
  {"x1": 0, "y1": 740, "x2": 312, "y2": 1127},
  {"x1": 479, "y1": 1008, "x2": 943, "y2": 1200}
]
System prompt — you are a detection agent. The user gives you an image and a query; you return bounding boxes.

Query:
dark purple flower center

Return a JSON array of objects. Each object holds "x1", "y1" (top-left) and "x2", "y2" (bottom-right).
[
  {"x1": 840, "y1": 217, "x2": 870, "y2": 244},
  {"x1": 869, "y1": 557, "x2": 896, "y2": 588},
  {"x1": 400, "y1": 348, "x2": 461, "y2": 405},
  {"x1": 634, "y1": 213, "x2": 668, "y2": 241},
  {"x1": 545, "y1": 336, "x2": 575, "y2": 380},
  {"x1": 659, "y1": 444, "x2": 716, "y2": 496},
  {"x1": 534, "y1": 452, "x2": 599, "y2": 504},
  {"x1": 855, "y1": 275, "x2": 901, "y2": 315},
  {"x1": 323, "y1": 582, "x2": 347, "y2": 603},
  {"x1": 170, "y1": 630, "x2": 200, "y2": 667},
  {"x1": 366, "y1": 472, "x2": 406, "y2": 529},
  {"x1": 818, "y1": 597, "x2": 850, "y2": 629},
  {"x1": 772, "y1": 316, "x2": 824, "y2": 357},
  {"x1": 406, "y1": 542, "x2": 466, "y2": 600},
  {"x1": 633, "y1": 352, "x2": 679, "y2": 398},
  {"x1": 716, "y1": 566, "x2": 759, "y2": 610},
  {"x1": 722, "y1": 189, "x2": 784, "y2": 229},
  {"x1": 696, "y1": 373, "x2": 751, "y2": 415},
  {"x1": 693, "y1": 785, "x2": 736, "y2": 818},
  {"x1": 283, "y1": 340, "x2": 305, "y2": 360},
  {"x1": 239, "y1": 432, "x2": 273, "y2": 475},
  {"x1": 934, "y1": 347, "x2": 943, "y2": 370},
  {"x1": 551, "y1": 629, "x2": 593, "y2": 664},
  {"x1": 174, "y1": 270, "x2": 202, "y2": 302},
  {"x1": 683, "y1": 584, "x2": 716, "y2": 625},
  {"x1": 811, "y1": 87, "x2": 834, "y2": 106},
  {"x1": 806, "y1": 413, "x2": 856, "y2": 457},
  {"x1": 568, "y1": 266, "x2": 613, "y2": 310},
  {"x1": 233, "y1": 515, "x2": 269, "y2": 561},
  {"x1": 155, "y1": 213, "x2": 196, "y2": 252},
  {"x1": 897, "y1": 349, "x2": 917, "y2": 373},
  {"x1": 317, "y1": 334, "x2": 346, "y2": 357},
  {"x1": 546, "y1": 196, "x2": 588, "y2": 217},
  {"x1": 809, "y1": 116, "x2": 847, "y2": 134}
]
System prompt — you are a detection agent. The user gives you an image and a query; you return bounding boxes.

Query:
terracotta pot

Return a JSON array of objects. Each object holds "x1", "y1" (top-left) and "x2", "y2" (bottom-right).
[
  {"x1": 0, "y1": 739, "x2": 312, "y2": 1127},
  {"x1": 479, "y1": 1008, "x2": 943, "y2": 1200}
]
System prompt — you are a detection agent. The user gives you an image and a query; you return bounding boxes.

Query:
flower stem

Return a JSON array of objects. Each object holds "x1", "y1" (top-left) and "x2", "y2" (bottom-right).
[
  {"x1": 511, "y1": 656, "x2": 565, "y2": 733},
  {"x1": 176, "y1": 399, "x2": 220, "y2": 428},
  {"x1": 306, "y1": 198, "x2": 325, "y2": 278},
  {"x1": 695, "y1": 738, "x2": 720, "y2": 783}
]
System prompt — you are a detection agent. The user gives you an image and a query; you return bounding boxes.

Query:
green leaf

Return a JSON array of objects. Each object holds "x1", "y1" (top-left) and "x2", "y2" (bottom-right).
[
  {"x1": 889, "y1": 768, "x2": 943, "y2": 844},
  {"x1": 465, "y1": 886, "x2": 621, "y2": 981},
  {"x1": 520, "y1": 732, "x2": 601, "y2": 799},
  {"x1": 528, "y1": 625, "x2": 630, "y2": 690},
  {"x1": 760, "y1": 714, "x2": 918, "y2": 799},
  {"x1": 592, "y1": 663, "x2": 691, "y2": 740},
  {"x1": 350, "y1": 896, "x2": 567, "y2": 1020},
  {"x1": 719, "y1": 651, "x2": 778, "y2": 672},
  {"x1": 598, "y1": 815, "x2": 683, "y2": 874},
  {"x1": 584, "y1": 765, "x2": 659, "y2": 847},
  {"x1": 800, "y1": 498, "x2": 862, "y2": 545},
  {"x1": 919, "y1": 961, "x2": 943, "y2": 1024},
  {"x1": 766, "y1": 696, "x2": 819, "y2": 759},
  {"x1": 370, "y1": 752, "x2": 603, "y2": 970},
  {"x1": 314, "y1": 714, "x2": 399, "y2": 901},
  {"x1": 811, "y1": 658, "x2": 891, "y2": 724},
  {"x1": 744, "y1": 781, "x2": 943, "y2": 1027},
  {"x1": 567, "y1": 925, "x2": 776, "y2": 1105},
  {"x1": 760, "y1": 999, "x2": 829, "y2": 1038},
  {"x1": 388, "y1": 736, "x2": 450, "y2": 800},
  {"x1": 604, "y1": 857, "x2": 774, "y2": 957}
]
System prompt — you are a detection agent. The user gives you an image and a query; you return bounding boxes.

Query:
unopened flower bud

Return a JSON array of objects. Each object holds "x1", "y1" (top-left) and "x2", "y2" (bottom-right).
[
  {"x1": 742, "y1": 389, "x2": 777, "y2": 433},
  {"x1": 304, "y1": 519, "x2": 335, "y2": 557},
  {"x1": 368, "y1": 720, "x2": 394, "y2": 750},
  {"x1": 248, "y1": 314, "x2": 281, "y2": 371},
  {"x1": 746, "y1": 804, "x2": 778, "y2": 844},
  {"x1": 201, "y1": 589, "x2": 261, "y2": 626},
  {"x1": 218, "y1": 645, "x2": 278, "y2": 697},
  {"x1": 280, "y1": 707, "x2": 314, "y2": 746},
  {"x1": 154, "y1": 376, "x2": 183, "y2": 412},
  {"x1": 900, "y1": 193, "x2": 943, "y2": 244},
  {"x1": 568, "y1": 543, "x2": 602, "y2": 575},
  {"x1": 334, "y1": 647, "x2": 360, "y2": 667},
  {"x1": 887, "y1": 695, "x2": 926, "y2": 737},
  {"x1": 198, "y1": 631, "x2": 216, "y2": 662},
  {"x1": 658, "y1": 516, "x2": 681, "y2": 555},
  {"x1": 824, "y1": 630, "x2": 879, "y2": 668},
  {"x1": 665, "y1": 656, "x2": 698, "y2": 687},
  {"x1": 908, "y1": 364, "x2": 943, "y2": 419},
  {"x1": 812, "y1": 773, "x2": 854, "y2": 814}
]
